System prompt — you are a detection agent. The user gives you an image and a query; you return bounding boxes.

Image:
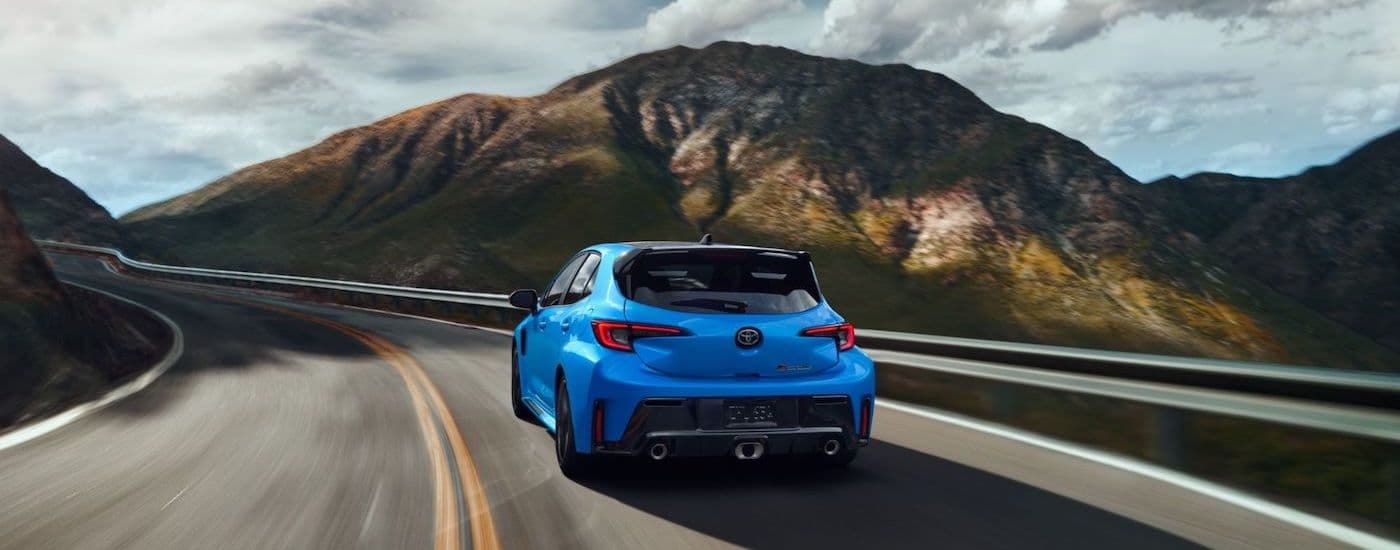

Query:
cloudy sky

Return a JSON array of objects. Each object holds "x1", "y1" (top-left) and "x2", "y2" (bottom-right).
[{"x1": 2, "y1": 0, "x2": 1397, "y2": 215}]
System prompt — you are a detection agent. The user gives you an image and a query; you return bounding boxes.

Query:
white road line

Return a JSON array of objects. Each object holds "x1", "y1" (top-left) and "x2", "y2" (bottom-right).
[
  {"x1": 0, "y1": 281, "x2": 185, "y2": 452},
  {"x1": 161, "y1": 486, "x2": 189, "y2": 511},
  {"x1": 877, "y1": 399, "x2": 1399, "y2": 550},
  {"x1": 358, "y1": 481, "x2": 384, "y2": 543}
]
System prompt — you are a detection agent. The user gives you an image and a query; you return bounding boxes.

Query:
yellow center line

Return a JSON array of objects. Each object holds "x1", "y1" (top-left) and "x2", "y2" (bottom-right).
[
  {"x1": 396, "y1": 349, "x2": 502, "y2": 550},
  {"x1": 350, "y1": 326, "x2": 462, "y2": 550},
  {"x1": 168, "y1": 287, "x2": 499, "y2": 550}
]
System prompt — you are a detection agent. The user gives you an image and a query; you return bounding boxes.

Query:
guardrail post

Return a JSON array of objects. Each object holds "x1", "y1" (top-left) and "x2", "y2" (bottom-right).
[{"x1": 1150, "y1": 406, "x2": 1186, "y2": 468}]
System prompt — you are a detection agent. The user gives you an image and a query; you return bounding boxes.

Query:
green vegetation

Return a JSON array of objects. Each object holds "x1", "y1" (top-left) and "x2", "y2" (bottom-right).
[{"x1": 890, "y1": 123, "x2": 1034, "y2": 198}]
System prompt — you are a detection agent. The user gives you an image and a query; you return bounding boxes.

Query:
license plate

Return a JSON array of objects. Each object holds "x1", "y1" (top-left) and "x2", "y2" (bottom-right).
[{"x1": 725, "y1": 399, "x2": 777, "y2": 427}]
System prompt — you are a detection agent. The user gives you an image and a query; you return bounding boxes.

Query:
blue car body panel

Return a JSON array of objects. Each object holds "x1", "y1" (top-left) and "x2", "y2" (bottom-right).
[{"x1": 514, "y1": 242, "x2": 876, "y2": 455}]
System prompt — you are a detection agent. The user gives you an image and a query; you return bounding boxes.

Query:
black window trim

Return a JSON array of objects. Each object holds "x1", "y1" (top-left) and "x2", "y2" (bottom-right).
[
  {"x1": 540, "y1": 252, "x2": 590, "y2": 309},
  {"x1": 561, "y1": 252, "x2": 602, "y2": 306}
]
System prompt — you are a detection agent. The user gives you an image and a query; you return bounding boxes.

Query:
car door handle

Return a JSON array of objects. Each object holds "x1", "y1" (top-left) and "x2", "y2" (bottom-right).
[{"x1": 535, "y1": 317, "x2": 547, "y2": 330}]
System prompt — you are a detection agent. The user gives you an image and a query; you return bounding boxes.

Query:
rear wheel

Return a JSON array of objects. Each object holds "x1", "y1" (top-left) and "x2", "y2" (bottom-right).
[
  {"x1": 510, "y1": 347, "x2": 532, "y2": 422},
  {"x1": 554, "y1": 378, "x2": 593, "y2": 478}
]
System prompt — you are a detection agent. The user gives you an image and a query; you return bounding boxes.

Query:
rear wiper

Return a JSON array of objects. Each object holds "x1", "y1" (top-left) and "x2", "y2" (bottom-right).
[{"x1": 670, "y1": 298, "x2": 748, "y2": 313}]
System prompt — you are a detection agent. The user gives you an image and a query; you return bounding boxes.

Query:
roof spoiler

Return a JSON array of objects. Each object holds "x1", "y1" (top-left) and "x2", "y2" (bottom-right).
[{"x1": 613, "y1": 244, "x2": 812, "y2": 279}]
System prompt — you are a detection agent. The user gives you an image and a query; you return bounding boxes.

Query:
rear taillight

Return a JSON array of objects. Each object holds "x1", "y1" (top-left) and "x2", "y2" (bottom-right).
[
  {"x1": 801, "y1": 322, "x2": 856, "y2": 351},
  {"x1": 591, "y1": 320, "x2": 684, "y2": 352}
]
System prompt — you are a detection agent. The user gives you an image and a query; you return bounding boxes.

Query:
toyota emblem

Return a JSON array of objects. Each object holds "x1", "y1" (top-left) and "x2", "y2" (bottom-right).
[{"x1": 735, "y1": 327, "x2": 763, "y2": 348}]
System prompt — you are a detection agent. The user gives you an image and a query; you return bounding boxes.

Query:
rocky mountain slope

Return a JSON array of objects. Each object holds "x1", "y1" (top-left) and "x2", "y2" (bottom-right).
[
  {"x1": 1146, "y1": 128, "x2": 1399, "y2": 351},
  {"x1": 0, "y1": 152, "x2": 163, "y2": 428},
  {"x1": 0, "y1": 134, "x2": 122, "y2": 246},
  {"x1": 0, "y1": 183, "x2": 63, "y2": 303},
  {"x1": 121, "y1": 42, "x2": 1396, "y2": 370}
]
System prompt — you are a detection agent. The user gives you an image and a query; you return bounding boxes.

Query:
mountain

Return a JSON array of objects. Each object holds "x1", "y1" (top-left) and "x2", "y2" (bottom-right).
[
  {"x1": 0, "y1": 134, "x2": 122, "y2": 246},
  {"x1": 0, "y1": 182, "x2": 63, "y2": 303},
  {"x1": 121, "y1": 42, "x2": 1396, "y2": 370},
  {"x1": 0, "y1": 146, "x2": 161, "y2": 427},
  {"x1": 0, "y1": 185, "x2": 102, "y2": 426},
  {"x1": 1145, "y1": 128, "x2": 1400, "y2": 350}
]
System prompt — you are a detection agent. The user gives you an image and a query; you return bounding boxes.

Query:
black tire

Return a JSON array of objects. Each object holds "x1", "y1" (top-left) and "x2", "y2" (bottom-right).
[
  {"x1": 554, "y1": 378, "x2": 594, "y2": 478},
  {"x1": 511, "y1": 347, "x2": 533, "y2": 422}
]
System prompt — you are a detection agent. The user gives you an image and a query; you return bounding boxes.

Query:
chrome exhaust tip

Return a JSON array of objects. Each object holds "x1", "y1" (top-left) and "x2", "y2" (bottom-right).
[
  {"x1": 734, "y1": 442, "x2": 765, "y2": 460},
  {"x1": 647, "y1": 442, "x2": 669, "y2": 461},
  {"x1": 822, "y1": 439, "x2": 842, "y2": 456}
]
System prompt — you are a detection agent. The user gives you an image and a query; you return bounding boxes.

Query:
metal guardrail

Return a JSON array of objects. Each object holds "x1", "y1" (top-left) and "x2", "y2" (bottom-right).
[
  {"x1": 39, "y1": 241, "x2": 512, "y2": 308},
  {"x1": 860, "y1": 330, "x2": 1400, "y2": 411},
  {"x1": 38, "y1": 240, "x2": 1400, "y2": 444}
]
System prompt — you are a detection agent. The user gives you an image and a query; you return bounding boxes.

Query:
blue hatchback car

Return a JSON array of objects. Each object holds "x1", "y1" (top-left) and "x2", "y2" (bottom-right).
[{"x1": 508, "y1": 238, "x2": 875, "y2": 476}]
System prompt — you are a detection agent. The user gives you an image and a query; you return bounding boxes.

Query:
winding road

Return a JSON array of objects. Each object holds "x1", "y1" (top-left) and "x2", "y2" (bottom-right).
[{"x1": 0, "y1": 255, "x2": 1364, "y2": 549}]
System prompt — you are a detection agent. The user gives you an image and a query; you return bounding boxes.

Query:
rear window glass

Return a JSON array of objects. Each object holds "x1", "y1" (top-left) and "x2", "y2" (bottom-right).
[{"x1": 622, "y1": 249, "x2": 820, "y2": 314}]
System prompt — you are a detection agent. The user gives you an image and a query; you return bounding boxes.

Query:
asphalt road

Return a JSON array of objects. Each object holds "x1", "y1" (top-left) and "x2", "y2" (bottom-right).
[{"x1": 0, "y1": 255, "x2": 1354, "y2": 549}]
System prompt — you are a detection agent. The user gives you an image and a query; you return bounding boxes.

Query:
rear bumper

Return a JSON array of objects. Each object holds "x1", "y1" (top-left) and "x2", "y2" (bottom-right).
[
  {"x1": 605, "y1": 427, "x2": 860, "y2": 459},
  {"x1": 576, "y1": 347, "x2": 876, "y2": 456},
  {"x1": 594, "y1": 396, "x2": 870, "y2": 458}
]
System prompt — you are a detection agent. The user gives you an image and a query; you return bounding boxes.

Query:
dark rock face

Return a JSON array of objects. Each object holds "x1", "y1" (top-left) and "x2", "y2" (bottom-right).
[
  {"x1": 0, "y1": 134, "x2": 122, "y2": 246},
  {"x1": 119, "y1": 42, "x2": 1398, "y2": 369},
  {"x1": 1146, "y1": 129, "x2": 1400, "y2": 350},
  {"x1": 0, "y1": 144, "x2": 165, "y2": 428},
  {"x1": 0, "y1": 185, "x2": 62, "y2": 303}
]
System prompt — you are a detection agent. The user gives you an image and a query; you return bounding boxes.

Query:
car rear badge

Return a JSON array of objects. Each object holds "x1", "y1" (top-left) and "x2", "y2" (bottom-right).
[{"x1": 735, "y1": 327, "x2": 762, "y2": 348}]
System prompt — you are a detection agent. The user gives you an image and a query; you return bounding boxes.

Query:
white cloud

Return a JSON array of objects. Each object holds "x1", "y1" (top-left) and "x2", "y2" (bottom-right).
[
  {"x1": 1214, "y1": 141, "x2": 1275, "y2": 160},
  {"x1": 814, "y1": 0, "x2": 1375, "y2": 62},
  {"x1": 1202, "y1": 140, "x2": 1282, "y2": 173},
  {"x1": 641, "y1": 0, "x2": 804, "y2": 49},
  {"x1": 1323, "y1": 83, "x2": 1400, "y2": 134},
  {"x1": 997, "y1": 69, "x2": 1263, "y2": 154},
  {"x1": 0, "y1": 0, "x2": 661, "y2": 214},
  {"x1": 0, "y1": 0, "x2": 1396, "y2": 214}
]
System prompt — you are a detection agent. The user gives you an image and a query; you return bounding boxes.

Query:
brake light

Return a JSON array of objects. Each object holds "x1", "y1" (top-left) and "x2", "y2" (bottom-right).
[
  {"x1": 591, "y1": 320, "x2": 684, "y2": 352},
  {"x1": 801, "y1": 322, "x2": 856, "y2": 351}
]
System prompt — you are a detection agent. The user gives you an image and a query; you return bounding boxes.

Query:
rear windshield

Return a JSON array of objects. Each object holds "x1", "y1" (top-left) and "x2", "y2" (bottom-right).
[{"x1": 622, "y1": 249, "x2": 821, "y2": 314}]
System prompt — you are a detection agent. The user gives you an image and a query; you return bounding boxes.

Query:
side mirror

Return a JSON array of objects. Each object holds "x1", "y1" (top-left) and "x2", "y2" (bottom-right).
[{"x1": 508, "y1": 289, "x2": 539, "y2": 311}]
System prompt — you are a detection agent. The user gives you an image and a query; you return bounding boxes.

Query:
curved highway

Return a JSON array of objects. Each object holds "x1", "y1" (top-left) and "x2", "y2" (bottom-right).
[{"x1": 0, "y1": 255, "x2": 1360, "y2": 549}]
